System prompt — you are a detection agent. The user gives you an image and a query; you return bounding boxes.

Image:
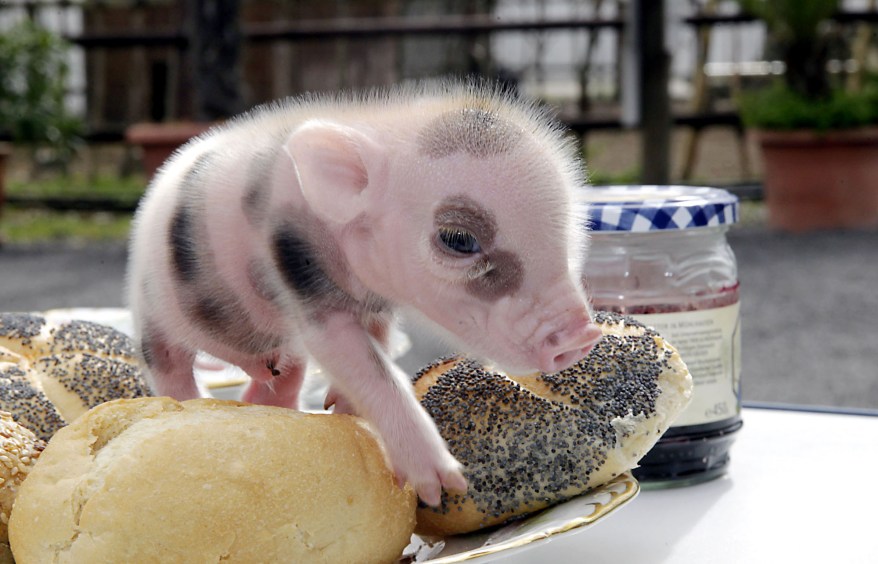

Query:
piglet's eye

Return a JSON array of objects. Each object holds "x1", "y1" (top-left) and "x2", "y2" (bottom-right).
[{"x1": 437, "y1": 226, "x2": 482, "y2": 256}]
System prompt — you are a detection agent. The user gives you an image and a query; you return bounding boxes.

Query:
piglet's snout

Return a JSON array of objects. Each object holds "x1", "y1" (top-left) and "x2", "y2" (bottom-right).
[{"x1": 537, "y1": 313, "x2": 603, "y2": 373}]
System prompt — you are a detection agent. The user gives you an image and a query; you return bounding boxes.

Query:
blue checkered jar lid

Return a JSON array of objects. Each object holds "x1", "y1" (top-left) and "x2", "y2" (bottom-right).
[{"x1": 579, "y1": 185, "x2": 739, "y2": 232}]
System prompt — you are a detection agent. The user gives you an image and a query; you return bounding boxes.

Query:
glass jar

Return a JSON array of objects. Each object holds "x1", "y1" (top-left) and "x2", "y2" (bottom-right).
[{"x1": 579, "y1": 185, "x2": 743, "y2": 488}]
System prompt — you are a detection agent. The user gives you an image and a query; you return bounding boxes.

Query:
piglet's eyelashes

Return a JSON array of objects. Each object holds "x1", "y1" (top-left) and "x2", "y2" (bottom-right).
[{"x1": 436, "y1": 226, "x2": 482, "y2": 256}]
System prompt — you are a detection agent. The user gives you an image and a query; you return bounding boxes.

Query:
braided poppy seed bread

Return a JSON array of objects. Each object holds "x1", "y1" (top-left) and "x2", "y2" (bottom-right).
[
  {"x1": 0, "y1": 412, "x2": 45, "y2": 544},
  {"x1": 0, "y1": 313, "x2": 152, "y2": 441},
  {"x1": 412, "y1": 311, "x2": 692, "y2": 536}
]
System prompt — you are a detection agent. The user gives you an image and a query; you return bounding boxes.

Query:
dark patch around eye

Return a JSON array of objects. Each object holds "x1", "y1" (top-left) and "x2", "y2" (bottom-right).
[
  {"x1": 465, "y1": 250, "x2": 524, "y2": 302},
  {"x1": 434, "y1": 195, "x2": 497, "y2": 251}
]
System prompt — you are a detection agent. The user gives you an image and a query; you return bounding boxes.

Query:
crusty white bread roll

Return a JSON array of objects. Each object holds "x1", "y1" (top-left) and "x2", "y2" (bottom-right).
[
  {"x1": 413, "y1": 311, "x2": 693, "y2": 536},
  {"x1": 9, "y1": 397, "x2": 416, "y2": 564},
  {"x1": 0, "y1": 313, "x2": 151, "y2": 441},
  {"x1": 0, "y1": 412, "x2": 45, "y2": 543}
]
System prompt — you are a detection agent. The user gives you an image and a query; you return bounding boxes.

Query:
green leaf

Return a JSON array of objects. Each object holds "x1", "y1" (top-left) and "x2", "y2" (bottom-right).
[
  {"x1": 0, "y1": 20, "x2": 82, "y2": 157},
  {"x1": 738, "y1": 80, "x2": 878, "y2": 131}
]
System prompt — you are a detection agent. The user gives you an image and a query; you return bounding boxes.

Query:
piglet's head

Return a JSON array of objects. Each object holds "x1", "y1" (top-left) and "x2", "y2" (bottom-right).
[{"x1": 285, "y1": 105, "x2": 602, "y2": 374}]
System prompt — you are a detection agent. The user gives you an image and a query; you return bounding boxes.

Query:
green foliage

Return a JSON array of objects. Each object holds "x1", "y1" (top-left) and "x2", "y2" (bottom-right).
[
  {"x1": 7, "y1": 174, "x2": 146, "y2": 205},
  {"x1": 0, "y1": 20, "x2": 82, "y2": 159},
  {"x1": 1, "y1": 174, "x2": 142, "y2": 243},
  {"x1": 739, "y1": 0, "x2": 840, "y2": 98},
  {"x1": 738, "y1": 0, "x2": 840, "y2": 101},
  {"x1": 735, "y1": 0, "x2": 878, "y2": 129},
  {"x1": 739, "y1": 80, "x2": 878, "y2": 131},
  {"x1": 739, "y1": 0, "x2": 839, "y2": 44},
  {"x1": 0, "y1": 208, "x2": 132, "y2": 243}
]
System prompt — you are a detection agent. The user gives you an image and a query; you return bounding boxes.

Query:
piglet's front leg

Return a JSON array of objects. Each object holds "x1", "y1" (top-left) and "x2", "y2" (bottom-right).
[{"x1": 304, "y1": 311, "x2": 466, "y2": 506}]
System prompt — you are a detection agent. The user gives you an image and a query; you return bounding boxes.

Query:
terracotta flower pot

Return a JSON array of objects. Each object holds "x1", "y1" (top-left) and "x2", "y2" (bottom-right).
[
  {"x1": 125, "y1": 122, "x2": 214, "y2": 179},
  {"x1": 756, "y1": 127, "x2": 878, "y2": 232}
]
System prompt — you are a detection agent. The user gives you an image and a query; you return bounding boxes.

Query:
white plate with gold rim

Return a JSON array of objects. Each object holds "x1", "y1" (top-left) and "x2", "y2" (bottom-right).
[{"x1": 404, "y1": 473, "x2": 639, "y2": 562}]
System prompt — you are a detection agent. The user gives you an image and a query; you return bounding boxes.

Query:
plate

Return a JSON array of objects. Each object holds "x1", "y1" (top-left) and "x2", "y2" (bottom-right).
[
  {"x1": 404, "y1": 473, "x2": 639, "y2": 562},
  {"x1": 42, "y1": 308, "x2": 640, "y2": 561}
]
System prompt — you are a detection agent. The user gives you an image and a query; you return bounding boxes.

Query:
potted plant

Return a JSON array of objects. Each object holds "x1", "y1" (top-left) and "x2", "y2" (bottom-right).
[
  {"x1": 125, "y1": 121, "x2": 214, "y2": 180},
  {"x1": 0, "y1": 20, "x2": 82, "y2": 213},
  {"x1": 737, "y1": 0, "x2": 878, "y2": 231}
]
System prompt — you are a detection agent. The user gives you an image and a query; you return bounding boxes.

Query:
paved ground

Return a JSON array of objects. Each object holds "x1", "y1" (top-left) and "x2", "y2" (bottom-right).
[
  {"x1": 726, "y1": 227, "x2": 878, "y2": 410},
  {"x1": 2, "y1": 225, "x2": 877, "y2": 411}
]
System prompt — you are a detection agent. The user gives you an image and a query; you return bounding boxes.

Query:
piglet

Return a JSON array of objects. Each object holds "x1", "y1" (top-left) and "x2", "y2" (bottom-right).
[{"x1": 127, "y1": 80, "x2": 603, "y2": 506}]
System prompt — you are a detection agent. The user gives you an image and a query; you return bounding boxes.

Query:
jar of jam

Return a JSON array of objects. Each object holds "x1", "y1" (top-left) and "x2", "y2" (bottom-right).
[{"x1": 579, "y1": 185, "x2": 742, "y2": 488}]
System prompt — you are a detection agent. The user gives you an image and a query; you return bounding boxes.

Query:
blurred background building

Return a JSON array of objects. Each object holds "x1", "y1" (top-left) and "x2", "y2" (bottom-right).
[
  {"x1": 0, "y1": 1, "x2": 772, "y2": 126},
  {"x1": 0, "y1": 0, "x2": 876, "y2": 191}
]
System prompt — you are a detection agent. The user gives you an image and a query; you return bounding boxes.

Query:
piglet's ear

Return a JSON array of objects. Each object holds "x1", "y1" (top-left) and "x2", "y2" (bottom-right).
[{"x1": 284, "y1": 120, "x2": 376, "y2": 224}]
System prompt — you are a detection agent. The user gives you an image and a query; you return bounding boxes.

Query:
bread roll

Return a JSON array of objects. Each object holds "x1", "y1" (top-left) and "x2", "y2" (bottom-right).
[
  {"x1": 0, "y1": 313, "x2": 151, "y2": 441},
  {"x1": 413, "y1": 311, "x2": 693, "y2": 536},
  {"x1": 9, "y1": 397, "x2": 416, "y2": 564},
  {"x1": 0, "y1": 412, "x2": 45, "y2": 543}
]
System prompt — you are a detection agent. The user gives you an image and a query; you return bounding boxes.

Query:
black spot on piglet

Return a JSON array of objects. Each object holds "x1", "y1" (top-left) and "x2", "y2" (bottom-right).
[
  {"x1": 272, "y1": 223, "x2": 333, "y2": 300},
  {"x1": 169, "y1": 206, "x2": 199, "y2": 283}
]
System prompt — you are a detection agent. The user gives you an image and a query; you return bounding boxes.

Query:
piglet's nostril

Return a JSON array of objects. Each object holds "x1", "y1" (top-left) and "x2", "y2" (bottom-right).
[
  {"x1": 551, "y1": 350, "x2": 578, "y2": 370},
  {"x1": 539, "y1": 321, "x2": 603, "y2": 373}
]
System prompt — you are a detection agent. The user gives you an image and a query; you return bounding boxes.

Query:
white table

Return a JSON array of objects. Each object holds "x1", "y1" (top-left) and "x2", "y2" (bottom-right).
[{"x1": 491, "y1": 406, "x2": 878, "y2": 563}]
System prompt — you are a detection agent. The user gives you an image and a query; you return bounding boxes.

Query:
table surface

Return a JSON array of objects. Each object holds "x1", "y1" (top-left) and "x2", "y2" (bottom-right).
[{"x1": 486, "y1": 406, "x2": 878, "y2": 563}]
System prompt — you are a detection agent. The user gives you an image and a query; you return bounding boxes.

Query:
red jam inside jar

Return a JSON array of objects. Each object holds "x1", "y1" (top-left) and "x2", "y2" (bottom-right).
[{"x1": 580, "y1": 186, "x2": 742, "y2": 488}]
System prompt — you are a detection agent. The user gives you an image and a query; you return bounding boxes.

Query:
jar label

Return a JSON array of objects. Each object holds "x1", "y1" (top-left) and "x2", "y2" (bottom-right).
[{"x1": 631, "y1": 302, "x2": 741, "y2": 426}]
